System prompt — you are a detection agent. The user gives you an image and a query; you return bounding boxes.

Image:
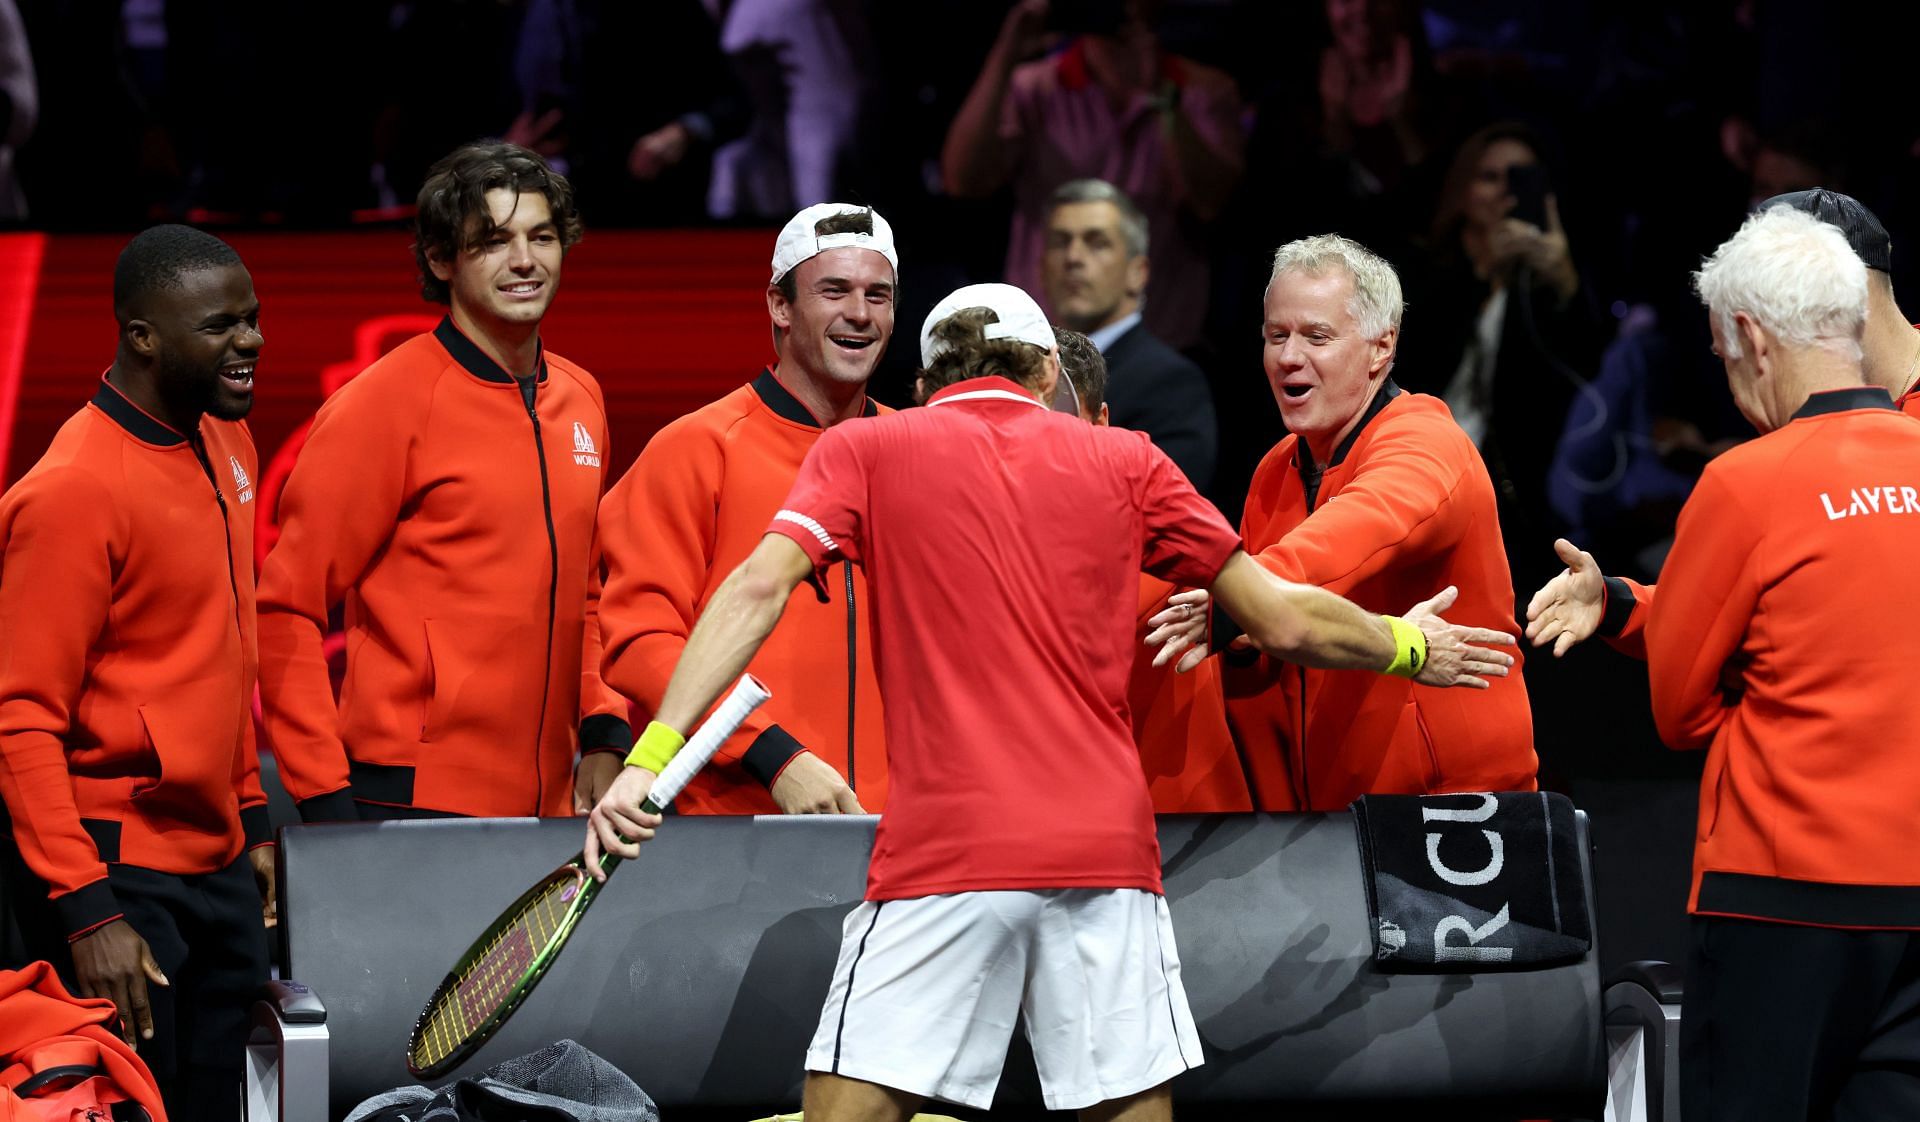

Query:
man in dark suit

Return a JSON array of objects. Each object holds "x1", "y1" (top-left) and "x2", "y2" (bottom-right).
[{"x1": 1040, "y1": 178, "x2": 1218, "y2": 490}]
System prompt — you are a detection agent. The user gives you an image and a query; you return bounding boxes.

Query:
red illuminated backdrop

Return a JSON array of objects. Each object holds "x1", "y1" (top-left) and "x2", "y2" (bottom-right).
[{"x1": 0, "y1": 229, "x2": 780, "y2": 490}]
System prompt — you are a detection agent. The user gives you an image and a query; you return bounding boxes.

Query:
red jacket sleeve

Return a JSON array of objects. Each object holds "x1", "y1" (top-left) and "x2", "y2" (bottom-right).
[
  {"x1": 0, "y1": 468, "x2": 124, "y2": 931},
  {"x1": 255, "y1": 379, "x2": 416, "y2": 807},
  {"x1": 576, "y1": 510, "x2": 634, "y2": 754},
  {"x1": 597, "y1": 421, "x2": 784, "y2": 769},
  {"x1": 1645, "y1": 467, "x2": 1764, "y2": 751},
  {"x1": 1247, "y1": 417, "x2": 1473, "y2": 593}
]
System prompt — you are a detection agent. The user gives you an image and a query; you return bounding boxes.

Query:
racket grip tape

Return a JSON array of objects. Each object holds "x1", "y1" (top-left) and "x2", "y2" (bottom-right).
[{"x1": 644, "y1": 674, "x2": 772, "y2": 810}]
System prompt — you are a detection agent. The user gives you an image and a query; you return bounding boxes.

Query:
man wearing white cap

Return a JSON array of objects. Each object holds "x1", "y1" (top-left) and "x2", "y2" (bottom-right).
[
  {"x1": 594, "y1": 203, "x2": 897, "y2": 815},
  {"x1": 588, "y1": 282, "x2": 1516, "y2": 1120}
]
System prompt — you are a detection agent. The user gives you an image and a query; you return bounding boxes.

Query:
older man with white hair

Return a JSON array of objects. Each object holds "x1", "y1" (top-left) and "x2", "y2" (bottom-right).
[
  {"x1": 1529, "y1": 205, "x2": 1920, "y2": 1120},
  {"x1": 1157, "y1": 234, "x2": 1536, "y2": 810}
]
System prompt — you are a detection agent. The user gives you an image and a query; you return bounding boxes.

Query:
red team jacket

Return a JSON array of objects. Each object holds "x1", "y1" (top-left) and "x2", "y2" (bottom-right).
[
  {"x1": 0, "y1": 381, "x2": 269, "y2": 939},
  {"x1": 1130, "y1": 574, "x2": 1249, "y2": 812},
  {"x1": 1224, "y1": 386, "x2": 1537, "y2": 810},
  {"x1": 1605, "y1": 388, "x2": 1920, "y2": 927},
  {"x1": 597, "y1": 370, "x2": 889, "y2": 814},
  {"x1": 257, "y1": 320, "x2": 630, "y2": 820}
]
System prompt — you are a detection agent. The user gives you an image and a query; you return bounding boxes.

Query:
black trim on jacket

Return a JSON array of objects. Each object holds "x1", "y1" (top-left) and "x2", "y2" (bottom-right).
[
  {"x1": 1791, "y1": 387, "x2": 1896, "y2": 419},
  {"x1": 295, "y1": 790, "x2": 361, "y2": 824},
  {"x1": 1599, "y1": 576, "x2": 1638, "y2": 639},
  {"x1": 434, "y1": 317, "x2": 549, "y2": 385},
  {"x1": 752, "y1": 368, "x2": 879, "y2": 427},
  {"x1": 1698, "y1": 871, "x2": 1920, "y2": 929},
  {"x1": 580, "y1": 715, "x2": 635, "y2": 754},
  {"x1": 742, "y1": 725, "x2": 808, "y2": 788},
  {"x1": 92, "y1": 379, "x2": 186, "y2": 446},
  {"x1": 346, "y1": 760, "x2": 415, "y2": 807}
]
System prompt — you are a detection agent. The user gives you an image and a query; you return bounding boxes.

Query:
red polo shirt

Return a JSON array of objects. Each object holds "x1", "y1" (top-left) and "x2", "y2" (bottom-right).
[{"x1": 766, "y1": 377, "x2": 1241, "y2": 901}]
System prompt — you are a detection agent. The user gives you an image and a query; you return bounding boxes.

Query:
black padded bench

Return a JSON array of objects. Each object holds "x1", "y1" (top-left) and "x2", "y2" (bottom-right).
[{"x1": 246, "y1": 812, "x2": 1675, "y2": 1121}]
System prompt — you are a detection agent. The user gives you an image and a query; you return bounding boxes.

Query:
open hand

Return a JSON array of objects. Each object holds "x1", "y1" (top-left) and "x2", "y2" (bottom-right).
[
  {"x1": 1524, "y1": 538, "x2": 1605, "y2": 657},
  {"x1": 1401, "y1": 586, "x2": 1516, "y2": 689}
]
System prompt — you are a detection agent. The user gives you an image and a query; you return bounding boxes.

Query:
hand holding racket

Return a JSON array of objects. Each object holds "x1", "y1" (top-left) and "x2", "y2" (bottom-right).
[{"x1": 406, "y1": 673, "x2": 770, "y2": 1078}]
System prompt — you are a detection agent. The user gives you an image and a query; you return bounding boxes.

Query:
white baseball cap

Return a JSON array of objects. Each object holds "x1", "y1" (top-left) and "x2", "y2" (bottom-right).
[
  {"x1": 919, "y1": 283, "x2": 1056, "y2": 367},
  {"x1": 770, "y1": 203, "x2": 898, "y2": 285}
]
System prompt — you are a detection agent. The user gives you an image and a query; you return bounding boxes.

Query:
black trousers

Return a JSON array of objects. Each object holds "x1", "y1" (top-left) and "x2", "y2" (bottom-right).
[
  {"x1": 1, "y1": 848, "x2": 268, "y2": 1122},
  {"x1": 1683, "y1": 915, "x2": 1920, "y2": 1121}
]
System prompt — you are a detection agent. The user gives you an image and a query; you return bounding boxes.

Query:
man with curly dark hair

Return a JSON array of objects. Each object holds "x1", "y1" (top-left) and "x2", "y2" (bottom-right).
[{"x1": 257, "y1": 141, "x2": 633, "y2": 823}]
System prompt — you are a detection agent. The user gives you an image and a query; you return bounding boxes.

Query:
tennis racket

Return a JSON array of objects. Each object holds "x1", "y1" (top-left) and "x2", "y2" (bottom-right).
[{"x1": 406, "y1": 673, "x2": 772, "y2": 1078}]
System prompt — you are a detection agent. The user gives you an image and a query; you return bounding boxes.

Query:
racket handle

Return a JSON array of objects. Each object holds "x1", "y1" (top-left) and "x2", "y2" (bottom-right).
[
  {"x1": 646, "y1": 674, "x2": 773, "y2": 809},
  {"x1": 596, "y1": 674, "x2": 772, "y2": 875}
]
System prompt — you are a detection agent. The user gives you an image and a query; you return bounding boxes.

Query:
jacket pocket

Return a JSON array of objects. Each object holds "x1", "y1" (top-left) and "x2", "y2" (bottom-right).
[
  {"x1": 1698, "y1": 755, "x2": 1727, "y2": 841},
  {"x1": 1410, "y1": 700, "x2": 1443, "y2": 790},
  {"x1": 421, "y1": 618, "x2": 462, "y2": 743},
  {"x1": 134, "y1": 684, "x2": 242, "y2": 819}
]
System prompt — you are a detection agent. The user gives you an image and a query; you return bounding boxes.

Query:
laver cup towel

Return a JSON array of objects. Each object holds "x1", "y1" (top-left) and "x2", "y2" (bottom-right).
[{"x1": 1353, "y1": 791, "x2": 1591, "y2": 970}]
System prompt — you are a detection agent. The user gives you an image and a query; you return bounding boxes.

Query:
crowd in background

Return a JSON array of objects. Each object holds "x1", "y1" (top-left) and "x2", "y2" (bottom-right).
[{"x1": 1, "y1": 1, "x2": 1914, "y2": 743}]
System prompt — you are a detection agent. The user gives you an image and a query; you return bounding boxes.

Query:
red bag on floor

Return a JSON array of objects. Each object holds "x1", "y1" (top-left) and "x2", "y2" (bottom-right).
[{"x1": 0, "y1": 964, "x2": 165, "y2": 1122}]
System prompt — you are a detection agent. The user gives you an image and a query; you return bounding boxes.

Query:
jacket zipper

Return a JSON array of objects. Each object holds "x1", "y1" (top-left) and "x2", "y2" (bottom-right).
[
  {"x1": 1296, "y1": 459, "x2": 1317, "y2": 811},
  {"x1": 522, "y1": 378, "x2": 559, "y2": 812},
  {"x1": 190, "y1": 438, "x2": 245, "y2": 636},
  {"x1": 844, "y1": 561, "x2": 857, "y2": 794}
]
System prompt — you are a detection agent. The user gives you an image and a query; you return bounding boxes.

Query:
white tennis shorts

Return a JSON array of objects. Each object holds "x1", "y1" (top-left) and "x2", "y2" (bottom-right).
[{"x1": 804, "y1": 888, "x2": 1204, "y2": 1110}]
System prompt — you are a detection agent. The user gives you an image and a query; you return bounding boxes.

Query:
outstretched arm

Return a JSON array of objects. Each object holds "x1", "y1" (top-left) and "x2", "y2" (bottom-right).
[
  {"x1": 1207, "y1": 552, "x2": 1515, "y2": 687},
  {"x1": 585, "y1": 534, "x2": 815, "y2": 867}
]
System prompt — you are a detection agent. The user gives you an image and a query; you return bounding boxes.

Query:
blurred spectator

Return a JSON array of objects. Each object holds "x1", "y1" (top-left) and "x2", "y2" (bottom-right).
[
  {"x1": 942, "y1": 0, "x2": 1244, "y2": 350},
  {"x1": 1316, "y1": 0, "x2": 1436, "y2": 227},
  {"x1": 1396, "y1": 122, "x2": 1604, "y2": 587},
  {"x1": 500, "y1": 0, "x2": 590, "y2": 175},
  {"x1": 619, "y1": 0, "x2": 874, "y2": 220},
  {"x1": 1729, "y1": 119, "x2": 1846, "y2": 209},
  {"x1": 0, "y1": 0, "x2": 33, "y2": 219},
  {"x1": 1040, "y1": 178, "x2": 1216, "y2": 488},
  {"x1": 373, "y1": 1, "x2": 525, "y2": 214}
]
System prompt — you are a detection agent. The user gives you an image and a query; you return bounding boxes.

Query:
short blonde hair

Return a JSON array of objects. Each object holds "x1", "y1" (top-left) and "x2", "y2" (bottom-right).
[{"x1": 1268, "y1": 234, "x2": 1405, "y2": 339}]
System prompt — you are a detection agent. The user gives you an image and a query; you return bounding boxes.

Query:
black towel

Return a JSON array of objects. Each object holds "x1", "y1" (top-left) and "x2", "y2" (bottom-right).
[{"x1": 1351, "y1": 791, "x2": 1592, "y2": 971}]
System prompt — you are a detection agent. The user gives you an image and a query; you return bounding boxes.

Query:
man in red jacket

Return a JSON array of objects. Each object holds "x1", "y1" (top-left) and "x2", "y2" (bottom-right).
[
  {"x1": 1535, "y1": 203, "x2": 1920, "y2": 1120},
  {"x1": 257, "y1": 142, "x2": 631, "y2": 822},
  {"x1": 0, "y1": 225, "x2": 271, "y2": 1122},
  {"x1": 1158, "y1": 234, "x2": 1534, "y2": 809},
  {"x1": 595, "y1": 203, "x2": 894, "y2": 815}
]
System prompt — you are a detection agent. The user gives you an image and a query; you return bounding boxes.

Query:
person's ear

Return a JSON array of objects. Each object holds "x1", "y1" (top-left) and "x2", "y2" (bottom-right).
[
  {"x1": 1369, "y1": 325, "x2": 1399, "y2": 377},
  {"x1": 124, "y1": 318, "x2": 158, "y2": 360},
  {"x1": 767, "y1": 283, "x2": 794, "y2": 333}
]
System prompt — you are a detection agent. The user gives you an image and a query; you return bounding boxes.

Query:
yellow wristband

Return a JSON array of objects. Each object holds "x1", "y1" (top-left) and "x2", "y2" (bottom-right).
[
  {"x1": 624, "y1": 721, "x2": 686, "y2": 775},
  {"x1": 1382, "y1": 616, "x2": 1427, "y2": 679}
]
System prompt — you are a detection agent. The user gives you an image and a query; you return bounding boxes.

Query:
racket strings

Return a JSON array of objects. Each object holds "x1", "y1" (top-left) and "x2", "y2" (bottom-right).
[{"x1": 411, "y1": 871, "x2": 583, "y2": 1069}]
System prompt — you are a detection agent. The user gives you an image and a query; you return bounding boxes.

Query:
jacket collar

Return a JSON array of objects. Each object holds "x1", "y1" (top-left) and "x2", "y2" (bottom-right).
[
  {"x1": 93, "y1": 376, "x2": 188, "y2": 447},
  {"x1": 1297, "y1": 378, "x2": 1403, "y2": 475},
  {"x1": 1791, "y1": 386, "x2": 1896, "y2": 420},
  {"x1": 434, "y1": 316, "x2": 548, "y2": 385},
  {"x1": 752, "y1": 367, "x2": 879, "y2": 427}
]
